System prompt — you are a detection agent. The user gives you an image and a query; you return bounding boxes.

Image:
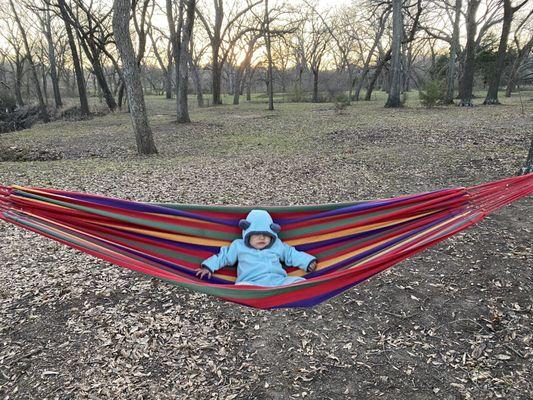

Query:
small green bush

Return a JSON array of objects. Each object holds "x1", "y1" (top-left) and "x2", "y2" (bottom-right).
[
  {"x1": 419, "y1": 80, "x2": 445, "y2": 108},
  {"x1": 334, "y1": 93, "x2": 350, "y2": 113}
]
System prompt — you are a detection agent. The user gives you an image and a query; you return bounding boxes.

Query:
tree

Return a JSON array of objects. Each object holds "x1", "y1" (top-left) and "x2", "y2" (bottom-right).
[
  {"x1": 196, "y1": 0, "x2": 262, "y2": 105},
  {"x1": 177, "y1": 0, "x2": 196, "y2": 122},
  {"x1": 57, "y1": 0, "x2": 90, "y2": 115},
  {"x1": 365, "y1": 0, "x2": 422, "y2": 101},
  {"x1": 233, "y1": 33, "x2": 260, "y2": 104},
  {"x1": 147, "y1": 24, "x2": 173, "y2": 99},
  {"x1": 385, "y1": 0, "x2": 403, "y2": 107},
  {"x1": 505, "y1": 10, "x2": 533, "y2": 97},
  {"x1": 353, "y1": 9, "x2": 389, "y2": 101},
  {"x1": 113, "y1": 0, "x2": 158, "y2": 155},
  {"x1": 57, "y1": 0, "x2": 118, "y2": 111},
  {"x1": 518, "y1": 136, "x2": 533, "y2": 175},
  {"x1": 8, "y1": 0, "x2": 49, "y2": 122},
  {"x1": 458, "y1": 0, "x2": 481, "y2": 106},
  {"x1": 484, "y1": 0, "x2": 530, "y2": 105},
  {"x1": 36, "y1": 3, "x2": 63, "y2": 108},
  {"x1": 0, "y1": 18, "x2": 27, "y2": 107},
  {"x1": 445, "y1": 0, "x2": 462, "y2": 103},
  {"x1": 264, "y1": 0, "x2": 274, "y2": 110}
]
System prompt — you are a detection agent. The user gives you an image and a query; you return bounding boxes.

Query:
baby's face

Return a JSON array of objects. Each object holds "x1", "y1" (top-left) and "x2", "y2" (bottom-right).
[{"x1": 249, "y1": 234, "x2": 271, "y2": 250}]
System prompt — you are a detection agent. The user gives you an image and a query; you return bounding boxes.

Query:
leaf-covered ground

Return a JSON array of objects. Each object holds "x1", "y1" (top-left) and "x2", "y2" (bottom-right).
[{"x1": 0, "y1": 92, "x2": 532, "y2": 399}]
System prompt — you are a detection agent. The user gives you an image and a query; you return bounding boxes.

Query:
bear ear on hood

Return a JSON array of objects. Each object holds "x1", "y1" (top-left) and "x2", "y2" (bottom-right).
[
  {"x1": 239, "y1": 219, "x2": 251, "y2": 230},
  {"x1": 270, "y1": 223, "x2": 281, "y2": 233}
]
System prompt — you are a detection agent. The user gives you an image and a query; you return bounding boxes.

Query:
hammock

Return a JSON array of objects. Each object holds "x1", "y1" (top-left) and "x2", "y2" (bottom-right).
[{"x1": 0, "y1": 174, "x2": 531, "y2": 309}]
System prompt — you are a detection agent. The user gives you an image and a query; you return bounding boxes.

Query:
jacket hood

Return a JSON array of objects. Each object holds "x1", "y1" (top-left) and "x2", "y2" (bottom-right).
[{"x1": 239, "y1": 209, "x2": 281, "y2": 249}]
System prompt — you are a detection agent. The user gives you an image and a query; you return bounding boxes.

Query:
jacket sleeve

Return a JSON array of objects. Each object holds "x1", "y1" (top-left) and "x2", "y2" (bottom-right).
[
  {"x1": 201, "y1": 241, "x2": 239, "y2": 272},
  {"x1": 281, "y1": 243, "x2": 317, "y2": 271}
]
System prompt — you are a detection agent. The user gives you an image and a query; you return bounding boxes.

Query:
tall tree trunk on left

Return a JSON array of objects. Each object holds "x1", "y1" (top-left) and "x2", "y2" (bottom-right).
[
  {"x1": 9, "y1": 0, "x2": 49, "y2": 123},
  {"x1": 385, "y1": 0, "x2": 403, "y2": 108},
  {"x1": 113, "y1": 0, "x2": 158, "y2": 155}
]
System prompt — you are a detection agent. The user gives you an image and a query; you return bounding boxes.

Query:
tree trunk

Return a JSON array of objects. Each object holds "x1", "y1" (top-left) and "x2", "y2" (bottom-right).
[
  {"x1": 212, "y1": 57, "x2": 222, "y2": 104},
  {"x1": 190, "y1": 61, "x2": 204, "y2": 107},
  {"x1": 385, "y1": 0, "x2": 403, "y2": 108},
  {"x1": 505, "y1": 36, "x2": 533, "y2": 97},
  {"x1": 518, "y1": 135, "x2": 533, "y2": 175},
  {"x1": 459, "y1": 0, "x2": 481, "y2": 107},
  {"x1": 14, "y1": 57, "x2": 24, "y2": 106},
  {"x1": 113, "y1": 0, "x2": 157, "y2": 155},
  {"x1": 445, "y1": 0, "x2": 462, "y2": 104},
  {"x1": 246, "y1": 75, "x2": 252, "y2": 100},
  {"x1": 366, "y1": 49, "x2": 392, "y2": 101},
  {"x1": 233, "y1": 37, "x2": 258, "y2": 105},
  {"x1": 312, "y1": 69, "x2": 319, "y2": 103},
  {"x1": 264, "y1": 0, "x2": 274, "y2": 111},
  {"x1": 354, "y1": 22, "x2": 385, "y2": 101},
  {"x1": 484, "y1": 0, "x2": 514, "y2": 105},
  {"x1": 9, "y1": 0, "x2": 49, "y2": 122},
  {"x1": 42, "y1": 64, "x2": 49, "y2": 105},
  {"x1": 118, "y1": 82, "x2": 125, "y2": 108},
  {"x1": 177, "y1": 0, "x2": 195, "y2": 123},
  {"x1": 45, "y1": 7, "x2": 62, "y2": 108},
  {"x1": 165, "y1": 61, "x2": 173, "y2": 99},
  {"x1": 58, "y1": 0, "x2": 90, "y2": 116},
  {"x1": 91, "y1": 51, "x2": 118, "y2": 111}
]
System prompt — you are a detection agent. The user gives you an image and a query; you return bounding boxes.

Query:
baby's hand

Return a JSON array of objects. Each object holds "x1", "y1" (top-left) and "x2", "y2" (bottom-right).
[
  {"x1": 307, "y1": 261, "x2": 317, "y2": 272},
  {"x1": 196, "y1": 266, "x2": 213, "y2": 280}
]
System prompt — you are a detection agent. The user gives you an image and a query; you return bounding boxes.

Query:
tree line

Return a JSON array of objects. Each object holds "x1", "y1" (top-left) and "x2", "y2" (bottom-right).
[{"x1": 0, "y1": 0, "x2": 532, "y2": 157}]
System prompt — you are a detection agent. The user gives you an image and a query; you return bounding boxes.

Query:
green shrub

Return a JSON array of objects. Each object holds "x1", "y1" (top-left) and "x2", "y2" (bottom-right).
[
  {"x1": 419, "y1": 80, "x2": 445, "y2": 108},
  {"x1": 334, "y1": 93, "x2": 350, "y2": 112}
]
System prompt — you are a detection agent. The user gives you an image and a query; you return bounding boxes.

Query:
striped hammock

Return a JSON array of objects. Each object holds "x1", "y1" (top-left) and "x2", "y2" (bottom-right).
[{"x1": 1, "y1": 174, "x2": 531, "y2": 309}]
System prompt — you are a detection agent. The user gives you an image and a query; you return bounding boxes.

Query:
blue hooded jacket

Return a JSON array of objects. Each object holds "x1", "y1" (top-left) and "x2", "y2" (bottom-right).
[{"x1": 201, "y1": 210, "x2": 316, "y2": 286}]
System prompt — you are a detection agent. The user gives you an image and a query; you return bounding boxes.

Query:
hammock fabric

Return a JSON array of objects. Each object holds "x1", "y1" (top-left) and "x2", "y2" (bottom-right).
[{"x1": 0, "y1": 174, "x2": 531, "y2": 309}]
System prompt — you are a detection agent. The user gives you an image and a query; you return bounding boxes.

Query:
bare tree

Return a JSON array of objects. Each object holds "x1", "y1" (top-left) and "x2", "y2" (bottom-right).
[
  {"x1": 178, "y1": 0, "x2": 196, "y2": 122},
  {"x1": 57, "y1": 0, "x2": 118, "y2": 111},
  {"x1": 233, "y1": 33, "x2": 261, "y2": 104},
  {"x1": 446, "y1": 0, "x2": 462, "y2": 103},
  {"x1": 113, "y1": 0, "x2": 158, "y2": 155},
  {"x1": 196, "y1": 0, "x2": 262, "y2": 105},
  {"x1": 458, "y1": 0, "x2": 481, "y2": 106},
  {"x1": 147, "y1": 24, "x2": 173, "y2": 99},
  {"x1": 353, "y1": 9, "x2": 389, "y2": 101},
  {"x1": 484, "y1": 0, "x2": 530, "y2": 105},
  {"x1": 505, "y1": 8, "x2": 533, "y2": 96},
  {"x1": 385, "y1": 0, "x2": 403, "y2": 107},
  {"x1": 0, "y1": 18, "x2": 27, "y2": 107},
  {"x1": 57, "y1": 0, "x2": 90, "y2": 115},
  {"x1": 8, "y1": 0, "x2": 49, "y2": 122}
]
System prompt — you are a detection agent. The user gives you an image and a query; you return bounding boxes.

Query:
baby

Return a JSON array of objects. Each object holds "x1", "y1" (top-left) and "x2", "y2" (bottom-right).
[{"x1": 196, "y1": 209, "x2": 317, "y2": 286}]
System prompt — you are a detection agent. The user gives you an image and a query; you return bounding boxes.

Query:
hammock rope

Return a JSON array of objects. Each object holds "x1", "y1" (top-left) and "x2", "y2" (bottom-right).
[{"x1": 1, "y1": 174, "x2": 531, "y2": 309}]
